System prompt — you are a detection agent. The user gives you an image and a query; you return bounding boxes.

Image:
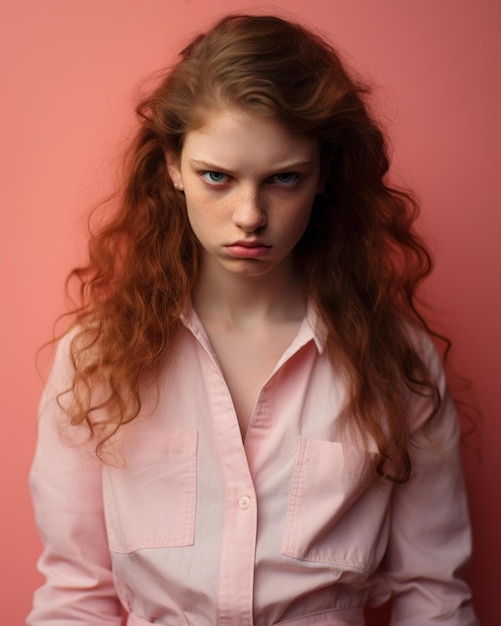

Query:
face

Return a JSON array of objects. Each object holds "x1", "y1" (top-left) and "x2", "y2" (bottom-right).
[{"x1": 166, "y1": 108, "x2": 324, "y2": 281}]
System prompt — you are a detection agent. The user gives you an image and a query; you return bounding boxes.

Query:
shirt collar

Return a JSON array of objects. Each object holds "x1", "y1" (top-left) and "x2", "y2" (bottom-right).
[
  {"x1": 180, "y1": 300, "x2": 327, "y2": 356},
  {"x1": 303, "y1": 301, "x2": 327, "y2": 354}
]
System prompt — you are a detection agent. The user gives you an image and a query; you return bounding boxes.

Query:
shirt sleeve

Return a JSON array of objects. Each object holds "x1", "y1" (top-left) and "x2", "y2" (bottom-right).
[
  {"x1": 382, "y1": 334, "x2": 479, "y2": 625},
  {"x1": 27, "y1": 334, "x2": 123, "y2": 625}
]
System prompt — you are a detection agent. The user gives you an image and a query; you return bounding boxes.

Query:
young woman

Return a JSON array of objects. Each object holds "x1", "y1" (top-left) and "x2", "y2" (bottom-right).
[{"x1": 28, "y1": 14, "x2": 478, "y2": 626}]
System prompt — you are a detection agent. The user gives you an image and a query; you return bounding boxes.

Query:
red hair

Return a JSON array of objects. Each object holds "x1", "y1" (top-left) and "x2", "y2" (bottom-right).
[{"x1": 59, "y1": 14, "x2": 451, "y2": 480}]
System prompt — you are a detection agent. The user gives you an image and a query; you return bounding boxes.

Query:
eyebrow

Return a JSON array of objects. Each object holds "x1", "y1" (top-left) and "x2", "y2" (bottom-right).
[{"x1": 190, "y1": 159, "x2": 314, "y2": 171}]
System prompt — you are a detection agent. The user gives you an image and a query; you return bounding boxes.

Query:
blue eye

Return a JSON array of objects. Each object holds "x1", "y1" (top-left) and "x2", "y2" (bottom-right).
[
  {"x1": 273, "y1": 172, "x2": 299, "y2": 185},
  {"x1": 202, "y1": 171, "x2": 228, "y2": 184}
]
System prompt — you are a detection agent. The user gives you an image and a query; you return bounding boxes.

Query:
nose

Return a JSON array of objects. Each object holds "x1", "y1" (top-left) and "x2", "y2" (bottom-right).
[{"x1": 232, "y1": 187, "x2": 267, "y2": 232}]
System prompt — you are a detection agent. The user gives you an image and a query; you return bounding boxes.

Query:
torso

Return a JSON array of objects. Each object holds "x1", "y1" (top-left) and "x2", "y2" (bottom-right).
[{"x1": 200, "y1": 317, "x2": 302, "y2": 437}]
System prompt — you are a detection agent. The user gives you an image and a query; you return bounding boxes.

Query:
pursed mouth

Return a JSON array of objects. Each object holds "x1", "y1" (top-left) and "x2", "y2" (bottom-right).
[
  {"x1": 224, "y1": 242, "x2": 272, "y2": 258},
  {"x1": 228, "y1": 241, "x2": 270, "y2": 248}
]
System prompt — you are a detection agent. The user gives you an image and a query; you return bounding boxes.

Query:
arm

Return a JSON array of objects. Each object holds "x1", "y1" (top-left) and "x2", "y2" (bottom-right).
[
  {"x1": 383, "y1": 336, "x2": 478, "y2": 625},
  {"x1": 28, "y1": 335, "x2": 123, "y2": 625}
]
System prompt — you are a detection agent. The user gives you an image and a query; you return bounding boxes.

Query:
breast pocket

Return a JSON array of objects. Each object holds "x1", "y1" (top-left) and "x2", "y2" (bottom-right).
[
  {"x1": 281, "y1": 437, "x2": 386, "y2": 572},
  {"x1": 103, "y1": 429, "x2": 198, "y2": 553}
]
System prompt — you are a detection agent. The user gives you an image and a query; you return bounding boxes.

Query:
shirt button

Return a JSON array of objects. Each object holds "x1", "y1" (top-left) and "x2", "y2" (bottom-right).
[{"x1": 238, "y1": 495, "x2": 251, "y2": 509}]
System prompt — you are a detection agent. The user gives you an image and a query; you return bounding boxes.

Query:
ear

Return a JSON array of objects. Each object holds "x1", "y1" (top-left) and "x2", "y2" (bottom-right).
[{"x1": 164, "y1": 150, "x2": 184, "y2": 191}]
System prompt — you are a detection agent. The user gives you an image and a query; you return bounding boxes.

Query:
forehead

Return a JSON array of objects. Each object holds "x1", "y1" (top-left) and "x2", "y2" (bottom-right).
[{"x1": 181, "y1": 107, "x2": 320, "y2": 169}]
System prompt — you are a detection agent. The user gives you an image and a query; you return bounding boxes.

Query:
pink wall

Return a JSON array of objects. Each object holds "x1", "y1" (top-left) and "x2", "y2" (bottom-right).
[{"x1": 1, "y1": 1, "x2": 499, "y2": 623}]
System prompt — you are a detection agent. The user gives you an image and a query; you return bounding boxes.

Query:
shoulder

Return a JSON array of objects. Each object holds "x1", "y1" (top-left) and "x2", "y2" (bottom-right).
[
  {"x1": 399, "y1": 322, "x2": 458, "y2": 445},
  {"x1": 38, "y1": 323, "x2": 104, "y2": 442},
  {"x1": 401, "y1": 320, "x2": 445, "y2": 383}
]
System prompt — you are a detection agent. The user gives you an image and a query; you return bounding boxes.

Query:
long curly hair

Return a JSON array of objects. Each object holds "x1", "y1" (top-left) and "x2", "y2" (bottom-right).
[{"x1": 60, "y1": 14, "x2": 445, "y2": 481}]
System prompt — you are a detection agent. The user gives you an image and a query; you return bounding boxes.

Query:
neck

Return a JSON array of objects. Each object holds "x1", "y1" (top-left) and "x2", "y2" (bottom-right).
[{"x1": 193, "y1": 258, "x2": 306, "y2": 328}]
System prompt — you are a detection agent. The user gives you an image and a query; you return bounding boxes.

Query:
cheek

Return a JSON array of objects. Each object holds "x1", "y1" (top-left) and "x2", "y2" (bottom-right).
[
  {"x1": 186, "y1": 207, "x2": 206, "y2": 236},
  {"x1": 288, "y1": 198, "x2": 314, "y2": 234},
  {"x1": 284, "y1": 201, "x2": 315, "y2": 246},
  {"x1": 184, "y1": 195, "x2": 219, "y2": 240}
]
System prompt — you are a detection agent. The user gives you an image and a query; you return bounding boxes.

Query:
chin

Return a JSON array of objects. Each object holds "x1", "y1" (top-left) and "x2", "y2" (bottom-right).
[{"x1": 222, "y1": 259, "x2": 276, "y2": 278}]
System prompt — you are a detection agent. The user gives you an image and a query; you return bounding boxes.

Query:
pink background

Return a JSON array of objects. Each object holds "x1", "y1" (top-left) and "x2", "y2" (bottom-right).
[{"x1": 1, "y1": 1, "x2": 499, "y2": 624}]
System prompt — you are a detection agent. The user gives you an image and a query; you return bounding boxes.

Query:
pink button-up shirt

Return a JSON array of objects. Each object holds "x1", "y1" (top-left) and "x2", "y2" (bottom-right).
[{"x1": 28, "y1": 307, "x2": 478, "y2": 625}]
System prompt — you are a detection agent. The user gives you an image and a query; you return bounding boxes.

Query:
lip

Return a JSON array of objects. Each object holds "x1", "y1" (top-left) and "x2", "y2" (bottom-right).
[{"x1": 225, "y1": 240, "x2": 271, "y2": 259}]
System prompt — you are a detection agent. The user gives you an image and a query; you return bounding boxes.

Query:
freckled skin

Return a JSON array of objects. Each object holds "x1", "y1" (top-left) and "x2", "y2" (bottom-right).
[{"x1": 166, "y1": 108, "x2": 325, "y2": 283}]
